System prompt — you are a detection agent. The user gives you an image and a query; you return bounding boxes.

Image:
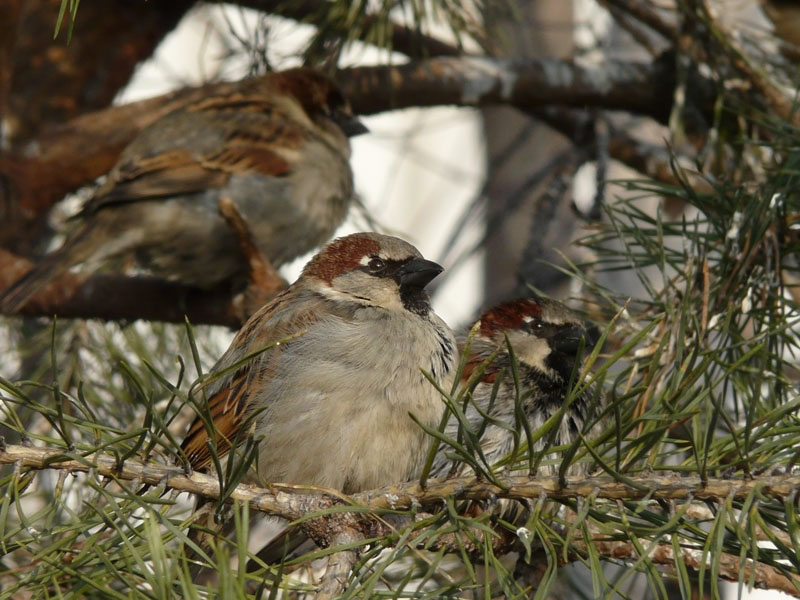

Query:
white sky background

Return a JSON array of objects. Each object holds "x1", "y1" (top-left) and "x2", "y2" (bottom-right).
[{"x1": 117, "y1": 5, "x2": 487, "y2": 330}]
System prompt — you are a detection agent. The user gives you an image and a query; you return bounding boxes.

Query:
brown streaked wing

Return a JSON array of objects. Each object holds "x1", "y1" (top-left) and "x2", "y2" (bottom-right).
[
  {"x1": 181, "y1": 288, "x2": 332, "y2": 472},
  {"x1": 84, "y1": 149, "x2": 229, "y2": 213},
  {"x1": 84, "y1": 108, "x2": 302, "y2": 213},
  {"x1": 181, "y1": 371, "x2": 251, "y2": 471},
  {"x1": 201, "y1": 146, "x2": 291, "y2": 178}
]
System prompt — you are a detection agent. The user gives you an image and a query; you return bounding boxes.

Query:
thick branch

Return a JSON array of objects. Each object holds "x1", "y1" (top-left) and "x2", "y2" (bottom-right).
[
  {"x1": 343, "y1": 57, "x2": 675, "y2": 119},
  {"x1": 0, "y1": 249, "x2": 277, "y2": 327}
]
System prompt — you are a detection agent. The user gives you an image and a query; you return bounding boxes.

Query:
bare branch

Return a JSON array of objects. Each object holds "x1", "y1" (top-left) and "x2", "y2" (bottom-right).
[
  {"x1": 314, "y1": 528, "x2": 362, "y2": 600},
  {"x1": 5, "y1": 443, "x2": 800, "y2": 594},
  {"x1": 0, "y1": 249, "x2": 268, "y2": 327},
  {"x1": 343, "y1": 57, "x2": 675, "y2": 119}
]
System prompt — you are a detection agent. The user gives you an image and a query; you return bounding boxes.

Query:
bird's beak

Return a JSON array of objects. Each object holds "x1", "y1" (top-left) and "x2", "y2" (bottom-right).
[
  {"x1": 334, "y1": 111, "x2": 369, "y2": 137},
  {"x1": 396, "y1": 258, "x2": 444, "y2": 288},
  {"x1": 552, "y1": 325, "x2": 591, "y2": 355}
]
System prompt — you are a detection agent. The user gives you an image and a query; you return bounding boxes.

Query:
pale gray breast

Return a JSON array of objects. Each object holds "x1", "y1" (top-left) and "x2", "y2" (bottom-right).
[
  {"x1": 246, "y1": 308, "x2": 456, "y2": 490},
  {"x1": 266, "y1": 309, "x2": 453, "y2": 410}
]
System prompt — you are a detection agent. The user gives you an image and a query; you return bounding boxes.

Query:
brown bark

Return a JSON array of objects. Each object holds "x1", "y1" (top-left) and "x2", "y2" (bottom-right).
[
  {"x1": 6, "y1": 0, "x2": 194, "y2": 144},
  {"x1": 0, "y1": 249, "x2": 286, "y2": 327},
  {"x1": 342, "y1": 57, "x2": 674, "y2": 120},
  {"x1": 0, "y1": 0, "x2": 21, "y2": 127},
  {"x1": 1, "y1": 0, "x2": 195, "y2": 254}
]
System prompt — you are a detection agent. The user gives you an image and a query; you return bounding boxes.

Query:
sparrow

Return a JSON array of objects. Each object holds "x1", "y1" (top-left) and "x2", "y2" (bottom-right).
[
  {"x1": 181, "y1": 232, "x2": 456, "y2": 570},
  {"x1": 430, "y1": 296, "x2": 601, "y2": 482},
  {"x1": 1, "y1": 68, "x2": 366, "y2": 313}
]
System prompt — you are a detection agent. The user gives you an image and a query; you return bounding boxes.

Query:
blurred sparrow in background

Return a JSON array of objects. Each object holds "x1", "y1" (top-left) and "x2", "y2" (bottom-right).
[
  {"x1": 2, "y1": 68, "x2": 365, "y2": 312},
  {"x1": 181, "y1": 232, "x2": 456, "y2": 571}
]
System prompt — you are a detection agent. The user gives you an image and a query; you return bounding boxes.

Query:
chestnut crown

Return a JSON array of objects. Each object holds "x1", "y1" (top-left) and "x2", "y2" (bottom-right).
[{"x1": 303, "y1": 232, "x2": 443, "y2": 315}]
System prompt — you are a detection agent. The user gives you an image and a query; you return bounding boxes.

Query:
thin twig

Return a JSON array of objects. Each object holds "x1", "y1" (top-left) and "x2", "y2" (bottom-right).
[
  {"x1": 568, "y1": 537, "x2": 800, "y2": 598},
  {"x1": 599, "y1": 0, "x2": 678, "y2": 40}
]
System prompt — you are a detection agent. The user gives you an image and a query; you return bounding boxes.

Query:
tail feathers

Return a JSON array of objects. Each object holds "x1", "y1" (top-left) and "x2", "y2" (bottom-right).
[
  {"x1": 249, "y1": 524, "x2": 314, "y2": 569},
  {"x1": 0, "y1": 225, "x2": 103, "y2": 314}
]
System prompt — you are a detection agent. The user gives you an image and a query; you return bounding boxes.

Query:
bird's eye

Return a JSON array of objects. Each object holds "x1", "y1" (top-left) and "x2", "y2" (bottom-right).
[
  {"x1": 367, "y1": 257, "x2": 386, "y2": 272},
  {"x1": 528, "y1": 318, "x2": 544, "y2": 331}
]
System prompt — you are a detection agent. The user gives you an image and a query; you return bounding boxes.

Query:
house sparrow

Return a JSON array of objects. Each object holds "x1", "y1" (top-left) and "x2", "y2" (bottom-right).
[
  {"x1": 431, "y1": 296, "x2": 601, "y2": 482},
  {"x1": 1, "y1": 68, "x2": 366, "y2": 313},
  {"x1": 181, "y1": 232, "x2": 456, "y2": 570}
]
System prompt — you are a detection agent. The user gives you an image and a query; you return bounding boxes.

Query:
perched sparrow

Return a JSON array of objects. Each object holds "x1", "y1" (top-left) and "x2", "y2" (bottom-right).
[
  {"x1": 181, "y1": 232, "x2": 456, "y2": 569},
  {"x1": 431, "y1": 296, "x2": 601, "y2": 481},
  {"x1": 1, "y1": 68, "x2": 366, "y2": 312}
]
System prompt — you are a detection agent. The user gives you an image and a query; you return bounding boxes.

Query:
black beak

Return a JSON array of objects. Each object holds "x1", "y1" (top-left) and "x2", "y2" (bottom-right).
[
  {"x1": 396, "y1": 258, "x2": 444, "y2": 288},
  {"x1": 334, "y1": 111, "x2": 369, "y2": 137},
  {"x1": 552, "y1": 325, "x2": 591, "y2": 356}
]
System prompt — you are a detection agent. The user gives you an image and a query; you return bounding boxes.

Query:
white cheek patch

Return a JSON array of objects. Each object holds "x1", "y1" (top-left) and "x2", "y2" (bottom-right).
[
  {"x1": 516, "y1": 338, "x2": 553, "y2": 373},
  {"x1": 506, "y1": 331, "x2": 557, "y2": 378},
  {"x1": 359, "y1": 255, "x2": 372, "y2": 266}
]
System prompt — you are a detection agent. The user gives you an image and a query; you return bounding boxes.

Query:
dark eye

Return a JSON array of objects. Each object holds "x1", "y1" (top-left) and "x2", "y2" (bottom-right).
[
  {"x1": 367, "y1": 257, "x2": 386, "y2": 273},
  {"x1": 528, "y1": 318, "x2": 544, "y2": 331}
]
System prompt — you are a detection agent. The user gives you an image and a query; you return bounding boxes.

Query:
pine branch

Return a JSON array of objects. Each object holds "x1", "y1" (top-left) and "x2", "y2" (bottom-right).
[
  {"x1": 4, "y1": 443, "x2": 800, "y2": 511},
  {"x1": 6, "y1": 442, "x2": 800, "y2": 595}
]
